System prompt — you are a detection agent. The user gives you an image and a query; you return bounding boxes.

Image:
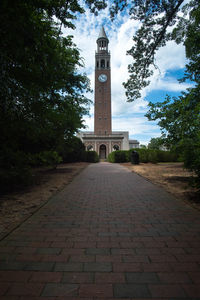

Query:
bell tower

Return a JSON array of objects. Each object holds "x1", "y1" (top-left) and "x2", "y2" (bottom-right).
[{"x1": 94, "y1": 26, "x2": 112, "y2": 135}]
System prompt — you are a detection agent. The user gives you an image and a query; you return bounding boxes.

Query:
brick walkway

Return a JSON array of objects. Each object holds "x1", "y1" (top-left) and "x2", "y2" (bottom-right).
[{"x1": 0, "y1": 162, "x2": 200, "y2": 299}]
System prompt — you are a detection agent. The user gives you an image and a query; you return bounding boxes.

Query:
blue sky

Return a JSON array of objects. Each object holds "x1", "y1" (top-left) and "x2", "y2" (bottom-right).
[{"x1": 63, "y1": 3, "x2": 191, "y2": 145}]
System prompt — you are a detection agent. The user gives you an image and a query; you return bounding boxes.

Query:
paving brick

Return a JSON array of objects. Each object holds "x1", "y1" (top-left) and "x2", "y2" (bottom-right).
[
  {"x1": 84, "y1": 262, "x2": 112, "y2": 272},
  {"x1": 126, "y1": 272, "x2": 159, "y2": 283},
  {"x1": 14, "y1": 247, "x2": 37, "y2": 254},
  {"x1": 61, "y1": 249, "x2": 85, "y2": 255},
  {"x1": 0, "y1": 271, "x2": 32, "y2": 282},
  {"x1": 158, "y1": 272, "x2": 191, "y2": 283},
  {"x1": 24, "y1": 262, "x2": 54, "y2": 271},
  {"x1": 149, "y1": 284, "x2": 186, "y2": 297},
  {"x1": 95, "y1": 272, "x2": 125, "y2": 283},
  {"x1": 183, "y1": 284, "x2": 200, "y2": 297},
  {"x1": 36, "y1": 247, "x2": 61, "y2": 255},
  {"x1": 176, "y1": 254, "x2": 200, "y2": 262},
  {"x1": 113, "y1": 263, "x2": 142, "y2": 272},
  {"x1": 69, "y1": 255, "x2": 95, "y2": 262},
  {"x1": 142, "y1": 263, "x2": 172, "y2": 272},
  {"x1": 96, "y1": 255, "x2": 121, "y2": 262},
  {"x1": 50, "y1": 241, "x2": 74, "y2": 248},
  {"x1": 74, "y1": 242, "x2": 96, "y2": 248},
  {"x1": 170, "y1": 262, "x2": 200, "y2": 272},
  {"x1": 54, "y1": 262, "x2": 83, "y2": 272},
  {"x1": 0, "y1": 262, "x2": 26, "y2": 271},
  {"x1": 111, "y1": 248, "x2": 135, "y2": 255},
  {"x1": 29, "y1": 271, "x2": 62, "y2": 282},
  {"x1": 86, "y1": 248, "x2": 110, "y2": 255},
  {"x1": 62, "y1": 272, "x2": 94, "y2": 283},
  {"x1": 0, "y1": 296, "x2": 20, "y2": 300},
  {"x1": 42, "y1": 283, "x2": 79, "y2": 296},
  {"x1": 79, "y1": 284, "x2": 113, "y2": 297},
  {"x1": 1, "y1": 162, "x2": 200, "y2": 299},
  {"x1": 0, "y1": 283, "x2": 10, "y2": 296},
  {"x1": 149, "y1": 254, "x2": 177, "y2": 262},
  {"x1": 0, "y1": 247, "x2": 15, "y2": 253},
  {"x1": 40, "y1": 254, "x2": 69, "y2": 262},
  {"x1": 7, "y1": 283, "x2": 44, "y2": 296},
  {"x1": 188, "y1": 272, "x2": 200, "y2": 283},
  {"x1": 16, "y1": 254, "x2": 42, "y2": 262},
  {"x1": 113, "y1": 283, "x2": 151, "y2": 298},
  {"x1": 122, "y1": 255, "x2": 149, "y2": 263}
]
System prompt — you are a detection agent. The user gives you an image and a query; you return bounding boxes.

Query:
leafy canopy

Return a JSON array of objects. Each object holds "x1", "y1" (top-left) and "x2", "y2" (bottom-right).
[{"x1": 0, "y1": 0, "x2": 107, "y2": 190}]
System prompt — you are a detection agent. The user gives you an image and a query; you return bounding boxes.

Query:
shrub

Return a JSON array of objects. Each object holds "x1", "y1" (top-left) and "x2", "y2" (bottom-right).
[
  {"x1": 85, "y1": 151, "x2": 99, "y2": 163},
  {"x1": 129, "y1": 148, "x2": 180, "y2": 163},
  {"x1": 60, "y1": 136, "x2": 86, "y2": 163},
  {"x1": 34, "y1": 151, "x2": 62, "y2": 168},
  {"x1": 108, "y1": 150, "x2": 129, "y2": 163},
  {"x1": 0, "y1": 149, "x2": 33, "y2": 193}
]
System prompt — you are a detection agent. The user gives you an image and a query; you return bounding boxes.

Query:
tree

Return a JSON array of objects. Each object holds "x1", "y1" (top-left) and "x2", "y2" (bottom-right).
[
  {"x1": 0, "y1": 0, "x2": 106, "y2": 191},
  {"x1": 110, "y1": 0, "x2": 199, "y2": 101},
  {"x1": 148, "y1": 137, "x2": 165, "y2": 150},
  {"x1": 110, "y1": 0, "x2": 200, "y2": 186}
]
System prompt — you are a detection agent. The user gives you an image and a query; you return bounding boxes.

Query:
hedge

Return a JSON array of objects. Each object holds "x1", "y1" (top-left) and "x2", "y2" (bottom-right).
[
  {"x1": 108, "y1": 150, "x2": 129, "y2": 163},
  {"x1": 85, "y1": 151, "x2": 99, "y2": 163},
  {"x1": 108, "y1": 149, "x2": 180, "y2": 163}
]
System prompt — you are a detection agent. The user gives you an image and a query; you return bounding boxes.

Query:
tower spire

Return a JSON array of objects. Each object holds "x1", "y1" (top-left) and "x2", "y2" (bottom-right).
[{"x1": 98, "y1": 26, "x2": 108, "y2": 40}]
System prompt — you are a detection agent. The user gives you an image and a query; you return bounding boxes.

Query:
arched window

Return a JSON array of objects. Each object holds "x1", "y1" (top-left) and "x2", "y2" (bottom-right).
[
  {"x1": 107, "y1": 61, "x2": 109, "y2": 68},
  {"x1": 87, "y1": 145, "x2": 93, "y2": 151},
  {"x1": 97, "y1": 61, "x2": 99, "y2": 68},
  {"x1": 101, "y1": 59, "x2": 105, "y2": 68},
  {"x1": 113, "y1": 144, "x2": 119, "y2": 151}
]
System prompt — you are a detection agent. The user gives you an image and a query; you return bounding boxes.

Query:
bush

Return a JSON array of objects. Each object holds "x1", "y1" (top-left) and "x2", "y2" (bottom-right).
[
  {"x1": 60, "y1": 136, "x2": 86, "y2": 163},
  {"x1": 108, "y1": 150, "x2": 129, "y2": 163},
  {"x1": 181, "y1": 138, "x2": 200, "y2": 188},
  {"x1": 107, "y1": 148, "x2": 180, "y2": 164},
  {"x1": 85, "y1": 151, "x2": 99, "y2": 163},
  {"x1": 33, "y1": 151, "x2": 62, "y2": 168},
  {"x1": 0, "y1": 149, "x2": 33, "y2": 193},
  {"x1": 129, "y1": 148, "x2": 180, "y2": 163}
]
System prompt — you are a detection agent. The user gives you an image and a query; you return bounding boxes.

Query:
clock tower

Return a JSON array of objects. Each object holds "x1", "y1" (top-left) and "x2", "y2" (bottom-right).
[
  {"x1": 94, "y1": 26, "x2": 111, "y2": 135},
  {"x1": 77, "y1": 26, "x2": 139, "y2": 158}
]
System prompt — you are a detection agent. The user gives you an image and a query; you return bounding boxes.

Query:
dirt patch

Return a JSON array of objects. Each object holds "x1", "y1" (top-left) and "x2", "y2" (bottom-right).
[
  {"x1": 122, "y1": 162, "x2": 200, "y2": 209},
  {"x1": 0, "y1": 162, "x2": 89, "y2": 240}
]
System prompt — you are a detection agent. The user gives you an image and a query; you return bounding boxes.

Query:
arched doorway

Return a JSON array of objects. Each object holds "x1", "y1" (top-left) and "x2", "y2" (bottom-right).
[{"x1": 99, "y1": 144, "x2": 106, "y2": 159}]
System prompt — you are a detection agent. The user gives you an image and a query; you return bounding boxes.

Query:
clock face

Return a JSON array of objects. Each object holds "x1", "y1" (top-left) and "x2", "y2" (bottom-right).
[{"x1": 98, "y1": 74, "x2": 107, "y2": 82}]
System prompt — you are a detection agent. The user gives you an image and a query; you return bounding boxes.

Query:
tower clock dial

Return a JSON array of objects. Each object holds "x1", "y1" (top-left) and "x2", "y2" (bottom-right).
[{"x1": 98, "y1": 74, "x2": 107, "y2": 82}]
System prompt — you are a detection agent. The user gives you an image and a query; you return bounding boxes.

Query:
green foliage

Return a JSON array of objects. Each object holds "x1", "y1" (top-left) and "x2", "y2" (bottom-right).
[
  {"x1": 134, "y1": 148, "x2": 179, "y2": 163},
  {"x1": 148, "y1": 137, "x2": 166, "y2": 150},
  {"x1": 108, "y1": 150, "x2": 129, "y2": 163},
  {"x1": 33, "y1": 151, "x2": 62, "y2": 168},
  {"x1": 85, "y1": 151, "x2": 99, "y2": 163},
  {"x1": 178, "y1": 137, "x2": 200, "y2": 187},
  {"x1": 108, "y1": 148, "x2": 179, "y2": 164},
  {"x1": 0, "y1": 149, "x2": 33, "y2": 193},
  {"x1": 109, "y1": 0, "x2": 200, "y2": 187},
  {"x1": 60, "y1": 136, "x2": 86, "y2": 163},
  {"x1": 0, "y1": 0, "x2": 107, "y2": 191},
  {"x1": 109, "y1": 0, "x2": 199, "y2": 102}
]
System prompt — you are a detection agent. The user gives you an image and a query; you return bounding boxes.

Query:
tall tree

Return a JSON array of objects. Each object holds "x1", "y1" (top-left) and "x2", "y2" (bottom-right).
[
  {"x1": 110, "y1": 0, "x2": 200, "y2": 185},
  {"x1": 0, "y1": 0, "x2": 106, "y2": 190}
]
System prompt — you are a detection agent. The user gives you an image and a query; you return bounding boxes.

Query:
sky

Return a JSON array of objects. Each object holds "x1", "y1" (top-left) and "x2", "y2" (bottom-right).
[{"x1": 63, "y1": 3, "x2": 191, "y2": 146}]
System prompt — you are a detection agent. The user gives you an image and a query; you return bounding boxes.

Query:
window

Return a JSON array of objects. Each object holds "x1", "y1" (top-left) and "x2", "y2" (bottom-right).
[
  {"x1": 101, "y1": 59, "x2": 105, "y2": 68},
  {"x1": 113, "y1": 144, "x2": 119, "y2": 151},
  {"x1": 87, "y1": 145, "x2": 93, "y2": 151}
]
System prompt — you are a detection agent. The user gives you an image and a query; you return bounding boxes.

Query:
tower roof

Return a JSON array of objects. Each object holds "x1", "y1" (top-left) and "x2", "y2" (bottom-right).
[{"x1": 97, "y1": 26, "x2": 108, "y2": 40}]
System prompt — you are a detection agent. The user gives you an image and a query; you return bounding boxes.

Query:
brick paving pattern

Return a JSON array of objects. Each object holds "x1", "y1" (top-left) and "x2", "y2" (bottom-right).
[{"x1": 0, "y1": 162, "x2": 200, "y2": 299}]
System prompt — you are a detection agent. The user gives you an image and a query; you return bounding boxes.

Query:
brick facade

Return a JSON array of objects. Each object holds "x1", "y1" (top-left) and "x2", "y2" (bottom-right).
[{"x1": 77, "y1": 26, "x2": 139, "y2": 158}]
